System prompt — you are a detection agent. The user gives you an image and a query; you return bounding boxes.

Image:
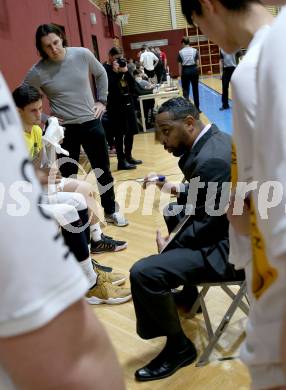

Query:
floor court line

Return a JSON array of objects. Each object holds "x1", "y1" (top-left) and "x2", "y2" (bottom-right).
[{"x1": 190, "y1": 81, "x2": 234, "y2": 135}]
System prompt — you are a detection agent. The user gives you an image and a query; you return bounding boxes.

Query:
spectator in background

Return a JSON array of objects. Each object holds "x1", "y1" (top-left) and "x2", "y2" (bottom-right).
[
  {"x1": 133, "y1": 69, "x2": 155, "y2": 129},
  {"x1": 155, "y1": 47, "x2": 168, "y2": 82},
  {"x1": 104, "y1": 47, "x2": 142, "y2": 170},
  {"x1": 140, "y1": 45, "x2": 159, "y2": 80},
  {"x1": 135, "y1": 62, "x2": 149, "y2": 79},
  {"x1": 219, "y1": 49, "x2": 241, "y2": 111},
  {"x1": 102, "y1": 47, "x2": 123, "y2": 154},
  {"x1": 127, "y1": 58, "x2": 136, "y2": 75},
  {"x1": 178, "y1": 37, "x2": 201, "y2": 113}
]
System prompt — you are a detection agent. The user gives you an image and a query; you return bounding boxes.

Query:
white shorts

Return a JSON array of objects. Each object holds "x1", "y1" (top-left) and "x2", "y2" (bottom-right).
[
  {"x1": 40, "y1": 203, "x2": 79, "y2": 226},
  {"x1": 40, "y1": 190, "x2": 87, "y2": 226},
  {"x1": 240, "y1": 265, "x2": 286, "y2": 389}
]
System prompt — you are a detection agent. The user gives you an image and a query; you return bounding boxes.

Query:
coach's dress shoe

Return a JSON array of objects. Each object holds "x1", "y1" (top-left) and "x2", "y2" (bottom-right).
[
  {"x1": 135, "y1": 341, "x2": 197, "y2": 381},
  {"x1": 126, "y1": 157, "x2": 143, "y2": 165},
  {"x1": 117, "y1": 159, "x2": 136, "y2": 170}
]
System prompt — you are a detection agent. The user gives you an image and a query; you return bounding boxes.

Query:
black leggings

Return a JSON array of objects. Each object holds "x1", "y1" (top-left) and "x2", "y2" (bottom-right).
[{"x1": 61, "y1": 209, "x2": 90, "y2": 262}]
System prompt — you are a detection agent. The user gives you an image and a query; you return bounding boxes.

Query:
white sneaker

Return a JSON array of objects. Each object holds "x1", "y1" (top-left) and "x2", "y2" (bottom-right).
[{"x1": 105, "y1": 211, "x2": 129, "y2": 227}]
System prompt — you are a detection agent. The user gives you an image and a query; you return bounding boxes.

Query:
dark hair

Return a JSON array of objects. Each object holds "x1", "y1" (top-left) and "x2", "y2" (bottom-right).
[
  {"x1": 158, "y1": 97, "x2": 199, "y2": 121},
  {"x1": 181, "y1": 36, "x2": 190, "y2": 45},
  {"x1": 109, "y1": 46, "x2": 122, "y2": 56},
  {"x1": 133, "y1": 69, "x2": 141, "y2": 77},
  {"x1": 180, "y1": 0, "x2": 261, "y2": 25},
  {"x1": 36, "y1": 24, "x2": 67, "y2": 59},
  {"x1": 13, "y1": 84, "x2": 42, "y2": 109},
  {"x1": 141, "y1": 44, "x2": 147, "y2": 51}
]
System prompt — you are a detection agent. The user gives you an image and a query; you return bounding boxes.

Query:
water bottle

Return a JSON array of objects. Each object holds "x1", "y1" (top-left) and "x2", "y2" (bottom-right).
[{"x1": 166, "y1": 73, "x2": 171, "y2": 86}]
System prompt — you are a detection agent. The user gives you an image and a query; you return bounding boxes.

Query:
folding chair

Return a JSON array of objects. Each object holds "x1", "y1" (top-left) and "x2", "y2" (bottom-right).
[{"x1": 188, "y1": 279, "x2": 249, "y2": 366}]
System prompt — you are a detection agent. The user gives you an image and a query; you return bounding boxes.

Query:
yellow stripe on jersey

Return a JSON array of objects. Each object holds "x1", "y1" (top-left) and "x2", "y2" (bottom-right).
[
  {"x1": 250, "y1": 197, "x2": 278, "y2": 299},
  {"x1": 231, "y1": 143, "x2": 238, "y2": 187},
  {"x1": 232, "y1": 143, "x2": 277, "y2": 299}
]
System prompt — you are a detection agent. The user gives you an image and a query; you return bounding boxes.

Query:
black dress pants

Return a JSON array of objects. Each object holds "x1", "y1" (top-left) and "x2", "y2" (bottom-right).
[
  {"x1": 109, "y1": 105, "x2": 138, "y2": 162},
  {"x1": 59, "y1": 119, "x2": 116, "y2": 214},
  {"x1": 181, "y1": 65, "x2": 200, "y2": 111},
  {"x1": 130, "y1": 203, "x2": 234, "y2": 340},
  {"x1": 115, "y1": 131, "x2": 134, "y2": 161},
  {"x1": 130, "y1": 247, "x2": 232, "y2": 339},
  {"x1": 222, "y1": 66, "x2": 235, "y2": 108}
]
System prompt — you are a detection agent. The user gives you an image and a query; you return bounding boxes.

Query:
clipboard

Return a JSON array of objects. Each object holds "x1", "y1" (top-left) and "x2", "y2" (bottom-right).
[{"x1": 160, "y1": 205, "x2": 194, "y2": 253}]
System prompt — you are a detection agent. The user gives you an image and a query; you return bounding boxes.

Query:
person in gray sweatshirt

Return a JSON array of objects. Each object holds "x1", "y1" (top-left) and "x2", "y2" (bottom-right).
[{"x1": 24, "y1": 23, "x2": 128, "y2": 227}]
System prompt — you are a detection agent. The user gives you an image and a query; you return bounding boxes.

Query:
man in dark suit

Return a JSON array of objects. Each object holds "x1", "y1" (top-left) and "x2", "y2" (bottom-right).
[{"x1": 130, "y1": 97, "x2": 239, "y2": 381}]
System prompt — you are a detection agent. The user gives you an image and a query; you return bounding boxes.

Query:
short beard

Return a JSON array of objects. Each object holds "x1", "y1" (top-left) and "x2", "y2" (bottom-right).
[{"x1": 172, "y1": 144, "x2": 189, "y2": 157}]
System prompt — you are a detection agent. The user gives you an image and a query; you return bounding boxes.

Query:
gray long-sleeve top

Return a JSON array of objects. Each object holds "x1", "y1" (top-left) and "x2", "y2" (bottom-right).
[{"x1": 24, "y1": 47, "x2": 108, "y2": 124}]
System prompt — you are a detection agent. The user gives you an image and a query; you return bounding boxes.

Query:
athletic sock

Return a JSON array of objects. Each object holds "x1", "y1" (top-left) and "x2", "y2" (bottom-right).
[
  {"x1": 80, "y1": 257, "x2": 97, "y2": 289},
  {"x1": 90, "y1": 222, "x2": 102, "y2": 242}
]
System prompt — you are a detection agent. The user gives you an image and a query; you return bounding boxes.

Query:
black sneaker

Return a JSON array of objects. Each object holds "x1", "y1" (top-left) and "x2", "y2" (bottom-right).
[
  {"x1": 92, "y1": 259, "x2": 113, "y2": 273},
  {"x1": 90, "y1": 233, "x2": 128, "y2": 254}
]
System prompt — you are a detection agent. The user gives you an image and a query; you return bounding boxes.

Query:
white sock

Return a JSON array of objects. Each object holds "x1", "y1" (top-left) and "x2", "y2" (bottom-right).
[
  {"x1": 90, "y1": 222, "x2": 102, "y2": 242},
  {"x1": 80, "y1": 258, "x2": 98, "y2": 289}
]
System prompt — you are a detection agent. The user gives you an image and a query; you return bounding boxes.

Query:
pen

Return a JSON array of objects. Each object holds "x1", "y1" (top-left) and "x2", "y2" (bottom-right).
[{"x1": 136, "y1": 175, "x2": 166, "y2": 183}]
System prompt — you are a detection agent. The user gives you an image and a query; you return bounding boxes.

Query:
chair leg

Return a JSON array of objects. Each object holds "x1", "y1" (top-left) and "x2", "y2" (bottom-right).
[
  {"x1": 200, "y1": 295, "x2": 214, "y2": 340},
  {"x1": 221, "y1": 283, "x2": 249, "y2": 315},
  {"x1": 188, "y1": 286, "x2": 210, "y2": 318},
  {"x1": 196, "y1": 283, "x2": 247, "y2": 367}
]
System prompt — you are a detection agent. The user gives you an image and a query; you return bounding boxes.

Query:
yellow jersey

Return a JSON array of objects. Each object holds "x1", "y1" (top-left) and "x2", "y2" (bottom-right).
[{"x1": 24, "y1": 125, "x2": 42, "y2": 160}]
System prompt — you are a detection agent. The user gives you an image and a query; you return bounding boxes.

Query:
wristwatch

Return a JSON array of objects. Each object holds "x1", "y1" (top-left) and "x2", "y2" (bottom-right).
[{"x1": 98, "y1": 99, "x2": 107, "y2": 105}]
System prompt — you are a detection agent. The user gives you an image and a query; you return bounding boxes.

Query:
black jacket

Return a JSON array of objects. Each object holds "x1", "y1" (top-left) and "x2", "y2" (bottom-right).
[
  {"x1": 169, "y1": 124, "x2": 231, "y2": 276},
  {"x1": 103, "y1": 63, "x2": 138, "y2": 135},
  {"x1": 103, "y1": 63, "x2": 135, "y2": 111}
]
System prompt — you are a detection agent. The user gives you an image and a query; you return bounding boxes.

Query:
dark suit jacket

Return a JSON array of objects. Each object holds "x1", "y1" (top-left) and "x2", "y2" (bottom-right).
[{"x1": 167, "y1": 124, "x2": 232, "y2": 277}]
